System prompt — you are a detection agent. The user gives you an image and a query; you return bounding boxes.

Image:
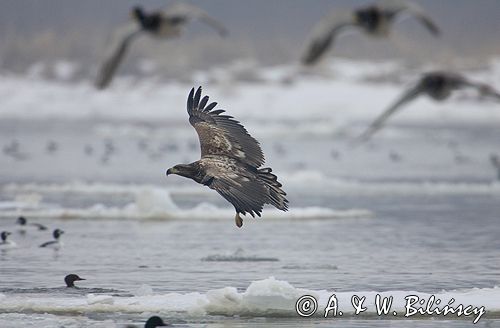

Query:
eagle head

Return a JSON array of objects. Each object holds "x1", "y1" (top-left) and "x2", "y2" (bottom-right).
[{"x1": 166, "y1": 164, "x2": 199, "y2": 179}]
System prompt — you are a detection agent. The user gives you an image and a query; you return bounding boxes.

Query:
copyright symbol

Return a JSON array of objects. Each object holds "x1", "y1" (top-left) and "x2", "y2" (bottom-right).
[{"x1": 295, "y1": 295, "x2": 318, "y2": 317}]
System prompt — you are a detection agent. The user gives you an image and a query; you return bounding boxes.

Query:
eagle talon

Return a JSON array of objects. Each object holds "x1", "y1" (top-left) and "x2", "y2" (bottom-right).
[{"x1": 235, "y1": 213, "x2": 243, "y2": 228}]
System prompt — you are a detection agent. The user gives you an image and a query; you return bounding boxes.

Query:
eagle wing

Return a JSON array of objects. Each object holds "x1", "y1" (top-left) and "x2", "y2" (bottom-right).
[
  {"x1": 162, "y1": 3, "x2": 228, "y2": 37},
  {"x1": 358, "y1": 81, "x2": 424, "y2": 141},
  {"x1": 381, "y1": 0, "x2": 440, "y2": 36},
  {"x1": 187, "y1": 87, "x2": 264, "y2": 167},
  {"x1": 302, "y1": 10, "x2": 356, "y2": 65},
  {"x1": 95, "y1": 24, "x2": 142, "y2": 90},
  {"x1": 208, "y1": 171, "x2": 268, "y2": 217}
]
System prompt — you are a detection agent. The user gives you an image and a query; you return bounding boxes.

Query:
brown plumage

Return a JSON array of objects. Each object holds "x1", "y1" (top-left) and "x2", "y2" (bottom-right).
[{"x1": 166, "y1": 87, "x2": 288, "y2": 227}]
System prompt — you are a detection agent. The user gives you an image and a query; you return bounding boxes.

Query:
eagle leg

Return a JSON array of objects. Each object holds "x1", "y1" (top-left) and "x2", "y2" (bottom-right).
[{"x1": 235, "y1": 212, "x2": 243, "y2": 228}]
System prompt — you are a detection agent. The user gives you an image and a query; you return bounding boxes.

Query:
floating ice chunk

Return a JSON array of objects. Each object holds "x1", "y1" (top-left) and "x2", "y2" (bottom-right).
[
  {"x1": 204, "y1": 277, "x2": 316, "y2": 315},
  {"x1": 86, "y1": 294, "x2": 114, "y2": 305},
  {"x1": 134, "y1": 284, "x2": 154, "y2": 297}
]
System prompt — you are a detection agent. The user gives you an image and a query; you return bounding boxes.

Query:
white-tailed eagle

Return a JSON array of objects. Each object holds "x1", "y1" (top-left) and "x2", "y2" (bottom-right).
[{"x1": 166, "y1": 87, "x2": 288, "y2": 227}]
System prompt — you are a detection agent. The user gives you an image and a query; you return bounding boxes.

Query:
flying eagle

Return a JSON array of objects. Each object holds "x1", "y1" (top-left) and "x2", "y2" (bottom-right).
[
  {"x1": 95, "y1": 3, "x2": 228, "y2": 90},
  {"x1": 358, "y1": 71, "x2": 500, "y2": 141},
  {"x1": 166, "y1": 87, "x2": 288, "y2": 227},
  {"x1": 302, "y1": 0, "x2": 440, "y2": 65}
]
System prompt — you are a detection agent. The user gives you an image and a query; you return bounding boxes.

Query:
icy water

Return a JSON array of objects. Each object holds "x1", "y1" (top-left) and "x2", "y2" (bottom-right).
[{"x1": 1, "y1": 64, "x2": 500, "y2": 327}]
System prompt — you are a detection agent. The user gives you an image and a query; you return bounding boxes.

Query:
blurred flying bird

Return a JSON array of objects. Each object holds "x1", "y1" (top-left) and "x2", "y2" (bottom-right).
[
  {"x1": 302, "y1": 0, "x2": 439, "y2": 65},
  {"x1": 454, "y1": 152, "x2": 472, "y2": 165},
  {"x1": 490, "y1": 154, "x2": 500, "y2": 180},
  {"x1": 84, "y1": 144, "x2": 94, "y2": 156},
  {"x1": 39, "y1": 229, "x2": 64, "y2": 249},
  {"x1": 2, "y1": 139, "x2": 28, "y2": 161},
  {"x1": 46, "y1": 140, "x2": 59, "y2": 154},
  {"x1": 137, "y1": 139, "x2": 149, "y2": 152},
  {"x1": 65, "y1": 274, "x2": 86, "y2": 288},
  {"x1": 3, "y1": 140, "x2": 19, "y2": 155},
  {"x1": 389, "y1": 150, "x2": 402, "y2": 162},
  {"x1": 95, "y1": 3, "x2": 228, "y2": 89},
  {"x1": 330, "y1": 149, "x2": 341, "y2": 160},
  {"x1": 166, "y1": 87, "x2": 288, "y2": 228},
  {"x1": 358, "y1": 71, "x2": 500, "y2": 141}
]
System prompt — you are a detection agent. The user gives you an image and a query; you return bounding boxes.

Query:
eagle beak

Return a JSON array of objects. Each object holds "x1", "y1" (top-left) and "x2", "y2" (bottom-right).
[{"x1": 166, "y1": 168, "x2": 174, "y2": 176}]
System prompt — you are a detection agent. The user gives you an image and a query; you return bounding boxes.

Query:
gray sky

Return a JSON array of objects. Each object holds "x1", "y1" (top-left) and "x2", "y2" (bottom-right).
[{"x1": 0, "y1": 1, "x2": 498, "y2": 75}]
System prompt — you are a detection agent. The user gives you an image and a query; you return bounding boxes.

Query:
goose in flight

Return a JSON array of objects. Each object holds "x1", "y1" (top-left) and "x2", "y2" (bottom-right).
[
  {"x1": 95, "y1": 3, "x2": 228, "y2": 89},
  {"x1": 166, "y1": 87, "x2": 288, "y2": 228},
  {"x1": 302, "y1": 0, "x2": 440, "y2": 65},
  {"x1": 358, "y1": 71, "x2": 500, "y2": 141}
]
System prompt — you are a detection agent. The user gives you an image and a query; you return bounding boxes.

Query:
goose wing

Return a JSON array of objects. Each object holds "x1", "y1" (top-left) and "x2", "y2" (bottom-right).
[
  {"x1": 301, "y1": 10, "x2": 357, "y2": 65},
  {"x1": 162, "y1": 3, "x2": 228, "y2": 36},
  {"x1": 358, "y1": 81, "x2": 425, "y2": 141},
  {"x1": 461, "y1": 80, "x2": 500, "y2": 101},
  {"x1": 95, "y1": 24, "x2": 142, "y2": 90},
  {"x1": 381, "y1": 0, "x2": 440, "y2": 36}
]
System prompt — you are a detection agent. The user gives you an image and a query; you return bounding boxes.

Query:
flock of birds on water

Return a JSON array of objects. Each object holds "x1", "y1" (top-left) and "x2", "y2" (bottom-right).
[
  {"x1": 0, "y1": 216, "x2": 63, "y2": 250},
  {"x1": 2, "y1": 1, "x2": 500, "y2": 326},
  {"x1": 1, "y1": 217, "x2": 169, "y2": 327}
]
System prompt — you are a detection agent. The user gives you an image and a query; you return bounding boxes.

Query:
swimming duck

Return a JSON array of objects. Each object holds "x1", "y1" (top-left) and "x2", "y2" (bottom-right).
[{"x1": 39, "y1": 229, "x2": 64, "y2": 249}]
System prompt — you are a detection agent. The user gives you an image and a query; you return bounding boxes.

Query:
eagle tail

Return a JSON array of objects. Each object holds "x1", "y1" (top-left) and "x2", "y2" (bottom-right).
[{"x1": 258, "y1": 168, "x2": 289, "y2": 211}]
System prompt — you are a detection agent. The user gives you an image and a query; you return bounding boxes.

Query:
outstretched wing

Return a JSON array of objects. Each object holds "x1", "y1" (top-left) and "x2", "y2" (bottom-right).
[
  {"x1": 358, "y1": 82, "x2": 424, "y2": 141},
  {"x1": 162, "y1": 3, "x2": 228, "y2": 37},
  {"x1": 462, "y1": 80, "x2": 500, "y2": 101},
  {"x1": 208, "y1": 171, "x2": 268, "y2": 217},
  {"x1": 382, "y1": 0, "x2": 440, "y2": 36},
  {"x1": 187, "y1": 87, "x2": 264, "y2": 167},
  {"x1": 301, "y1": 10, "x2": 356, "y2": 65},
  {"x1": 95, "y1": 25, "x2": 142, "y2": 90}
]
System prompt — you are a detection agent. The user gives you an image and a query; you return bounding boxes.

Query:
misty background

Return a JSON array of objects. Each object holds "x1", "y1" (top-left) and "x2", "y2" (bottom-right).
[{"x1": 0, "y1": 0, "x2": 499, "y2": 81}]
